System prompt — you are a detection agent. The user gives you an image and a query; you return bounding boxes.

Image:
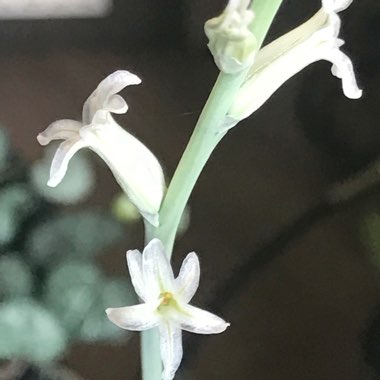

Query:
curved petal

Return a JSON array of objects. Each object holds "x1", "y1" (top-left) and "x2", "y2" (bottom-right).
[
  {"x1": 81, "y1": 115, "x2": 165, "y2": 226},
  {"x1": 97, "y1": 70, "x2": 141, "y2": 99},
  {"x1": 106, "y1": 304, "x2": 159, "y2": 331},
  {"x1": 176, "y1": 304, "x2": 230, "y2": 334},
  {"x1": 175, "y1": 252, "x2": 200, "y2": 303},
  {"x1": 127, "y1": 249, "x2": 146, "y2": 301},
  {"x1": 229, "y1": 5, "x2": 361, "y2": 121},
  {"x1": 142, "y1": 239, "x2": 174, "y2": 300},
  {"x1": 82, "y1": 70, "x2": 141, "y2": 124},
  {"x1": 322, "y1": 0, "x2": 353, "y2": 13},
  {"x1": 159, "y1": 322, "x2": 183, "y2": 380},
  {"x1": 105, "y1": 94, "x2": 128, "y2": 114},
  {"x1": 327, "y1": 46, "x2": 362, "y2": 99},
  {"x1": 48, "y1": 138, "x2": 87, "y2": 187},
  {"x1": 37, "y1": 119, "x2": 82, "y2": 146}
]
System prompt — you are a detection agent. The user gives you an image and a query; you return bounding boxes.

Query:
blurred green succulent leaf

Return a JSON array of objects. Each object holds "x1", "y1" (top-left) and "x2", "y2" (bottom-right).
[
  {"x1": 0, "y1": 256, "x2": 32, "y2": 298},
  {"x1": 45, "y1": 261, "x2": 134, "y2": 343},
  {"x1": 0, "y1": 299, "x2": 67, "y2": 363},
  {"x1": 44, "y1": 261, "x2": 104, "y2": 335},
  {"x1": 0, "y1": 184, "x2": 36, "y2": 245},
  {"x1": 0, "y1": 128, "x2": 10, "y2": 173},
  {"x1": 79, "y1": 278, "x2": 135, "y2": 342},
  {"x1": 28, "y1": 210, "x2": 124, "y2": 264},
  {"x1": 31, "y1": 146, "x2": 94, "y2": 205}
]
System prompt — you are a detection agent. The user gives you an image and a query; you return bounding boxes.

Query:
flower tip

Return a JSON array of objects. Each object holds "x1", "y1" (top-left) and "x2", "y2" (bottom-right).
[
  {"x1": 350, "y1": 89, "x2": 363, "y2": 99},
  {"x1": 47, "y1": 171, "x2": 66, "y2": 187},
  {"x1": 323, "y1": 0, "x2": 353, "y2": 13},
  {"x1": 47, "y1": 175, "x2": 61, "y2": 188},
  {"x1": 114, "y1": 69, "x2": 142, "y2": 86},
  {"x1": 219, "y1": 322, "x2": 231, "y2": 333},
  {"x1": 105, "y1": 308, "x2": 124, "y2": 328},
  {"x1": 342, "y1": 82, "x2": 363, "y2": 99},
  {"x1": 36, "y1": 133, "x2": 50, "y2": 146},
  {"x1": 105, "y1": 308, "x2": 118, "y2": 324},
  {"x1": 162, "y1": 370, "x2": 175, "y2": 380}
]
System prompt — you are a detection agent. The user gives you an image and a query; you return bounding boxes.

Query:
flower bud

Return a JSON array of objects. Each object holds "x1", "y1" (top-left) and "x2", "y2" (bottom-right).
[
  {"x1": 37, "y1": 71, "x2": 165, "y2": 227},
  {"x1": 205, "y1": 0, "x2": 256, "y2": 74}
]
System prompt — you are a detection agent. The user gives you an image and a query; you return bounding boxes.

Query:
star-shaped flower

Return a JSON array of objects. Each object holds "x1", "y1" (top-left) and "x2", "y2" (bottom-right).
[
  {"x1": 228, "y1": 0, "x2": 362, "y2": 122},
  {"x1": 106, "y1": 239, "x2": 229, "y2": 380},
  {"x1": 37, "y1": 70, "x2": 165, "y2": 226}
]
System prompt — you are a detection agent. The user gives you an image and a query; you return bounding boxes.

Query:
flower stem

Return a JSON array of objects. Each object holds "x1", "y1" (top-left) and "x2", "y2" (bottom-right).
[
  {"x1": 141, "y1": 71, "x2": 245, "y2": 380},
  {"x1": 146, "y1": 70, "x2": 247, "y2": 254},
  {"x1": 146, "y1": 0, "x2": 284, "y2": 256},
  {"x1": 142, "y1": 1, "x2": 284, "y2": 379},
  {"x1": 250, "y1": 0, "x2": 283, "y2": 47},
  {"x1": 141, "y1": 328, "x2": 161, "y2": 380}
]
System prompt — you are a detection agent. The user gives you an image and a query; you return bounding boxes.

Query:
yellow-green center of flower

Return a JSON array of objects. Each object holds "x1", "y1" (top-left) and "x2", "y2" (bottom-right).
[
  {"x1": 157, "y1": 291, "x2": 190, "y2": 316},
  {"x1": 158, "y1": 291, "x2": 182, "y2": 314},
  {"x1": 160, "y1": 292, "x2": 174, "y2": 307}
]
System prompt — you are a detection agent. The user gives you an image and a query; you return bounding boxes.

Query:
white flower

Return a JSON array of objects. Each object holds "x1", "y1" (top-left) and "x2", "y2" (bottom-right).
[
  {"x1": 106, "y1": 239, "x2": 229, "y2": 380},
  {"x1": 205, "y1": 0, "x2": 256, "y2": 73},
  {"x1": 37, "y1": 70, "x2": 165, "y2": 227},
  {"x1": 228, "y1": 0, "x2": 362, "y2": 122}
]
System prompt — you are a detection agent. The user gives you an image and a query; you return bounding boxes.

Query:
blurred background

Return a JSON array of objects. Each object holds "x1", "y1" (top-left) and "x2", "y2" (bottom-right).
[{"x1": 1, "y1": 0, "x2": 380, "y2": 379}]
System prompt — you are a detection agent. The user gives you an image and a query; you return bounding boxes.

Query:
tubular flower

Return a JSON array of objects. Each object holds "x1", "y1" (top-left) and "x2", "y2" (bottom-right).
[
  {"x1": 228, "y1": 0, "x2": 362, "y2": 122},
  {"x1": 106, "y1": 239, "x2": 229, "y2": 380},
  {"x1": 205, "y1": 0, "x2": 256, "y2": 74},
  {"x1": 37, "y1": 71, "x2": 165, "y2": 227}
]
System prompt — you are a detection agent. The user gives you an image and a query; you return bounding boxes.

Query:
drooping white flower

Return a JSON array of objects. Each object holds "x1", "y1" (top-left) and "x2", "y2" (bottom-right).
[
  {"x1": 106, "y1": 239, "x2": 229, "y2": 380},
  {"x1": 37, "y1": 71, "x2": 165, "y2": 227},
  {"x1": 228, "y1": 0, "x2": 362, "y2": 122},
  {"x1": 205, "y1": 0, "x2": 256, "y2": 73}
]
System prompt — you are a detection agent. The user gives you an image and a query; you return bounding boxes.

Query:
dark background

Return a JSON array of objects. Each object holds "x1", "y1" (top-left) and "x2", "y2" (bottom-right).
[{"x1": 2, "y1": 0, "x2": 380, "y2": 379}]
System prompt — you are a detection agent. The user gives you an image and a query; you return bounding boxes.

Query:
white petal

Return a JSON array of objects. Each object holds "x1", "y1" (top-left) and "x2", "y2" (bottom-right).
[
  {"x1": 37, "y1": 120, "x2": 82, "y2": 146},
  {"x1": 176, "y1": 304, "x2": 230, "y2": 334},
  {"x1": 97, "y1": 70, "x2": 141, "y2": 98},
  {"x1": 327, "y1": 46, "x2": 362, "y2": 99},
  {"x1": 126, "y1": 249, "x2": 146, "y2": 301},
  {"x1": 142, "y1": 239, "x2": 174, "y2": 299},
  {"x1": 226, "y1": 0, "x2": 251, "y2": 13},
  {"x1": 159, "y1": 322, "x2": 183, "y2": 380},
  {"x1": 82, "y1": 70, "x2": 141, "y2": 124},
  {"x1": 106, "y1": 304, "x2": 159, "y2": 331},
  {"x1": 47, "y1": 138, "x2": 87, "y2": 187},
  {"x1": 175, "y1": 252, "x2": 200, "y2": 303},
  {"x1": 322, "y1": 0, "x2": 353, "y2": 13},
  {"x1": 80, "y1": 116, "x2": 165, "y2": 226},
  {"x1": 105, "y1": 94, "x2": 128, "y2": 114},
  {"x1": 229, "y1": 6, "x2": 361, "y2": 121},
  {"x1": 90, "y1": 109, "x2": 109, "y2": 125}
]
